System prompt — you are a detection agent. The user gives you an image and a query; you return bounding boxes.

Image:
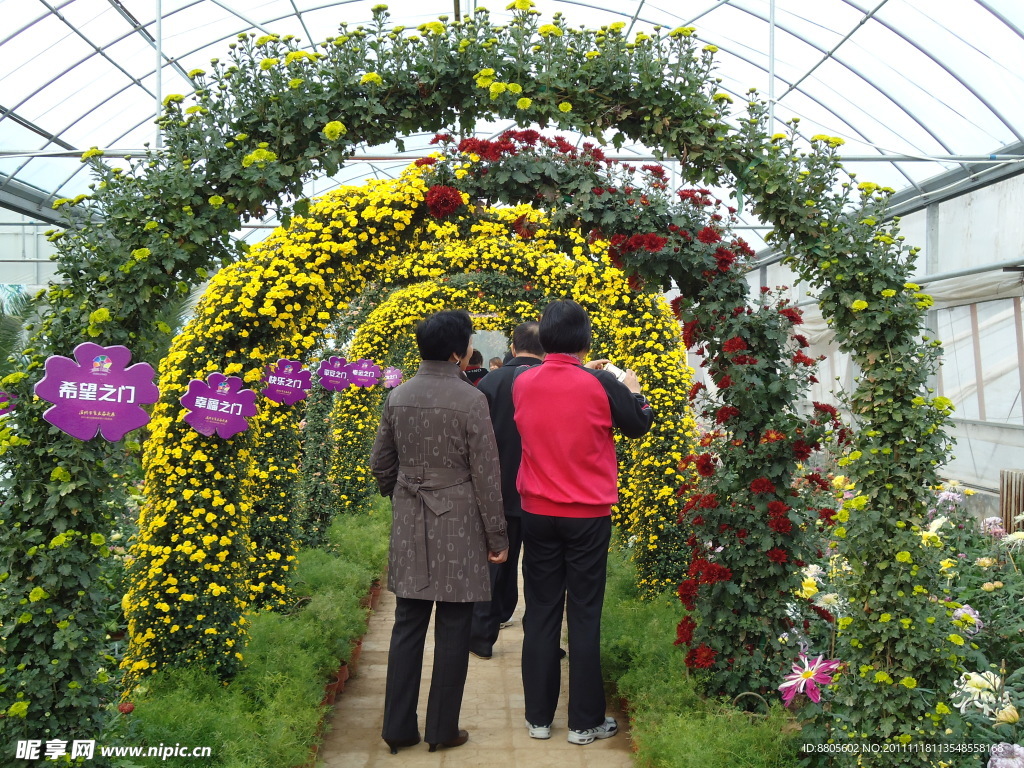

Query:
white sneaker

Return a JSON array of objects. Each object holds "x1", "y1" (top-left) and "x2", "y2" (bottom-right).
[
  {"x1": 567, "y1": 716, "x2": 618, "y2": 745},
  {"x1": 526, "y1": 721, "x2": 551, "y2": 739}
]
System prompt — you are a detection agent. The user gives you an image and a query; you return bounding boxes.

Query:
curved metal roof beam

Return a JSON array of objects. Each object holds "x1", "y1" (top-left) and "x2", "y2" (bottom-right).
[
  {"x1": 975, "y1": 0, "x2": 1024, "y2": 43},
  {"x1": 549, "y1": 0, "x2": 957, "y2": 157},
  {"x1": 837, "y1": 0, "x2": 1023, "y2": 143},
  {"x1": 16, "y1": 0, "x2": 1007, "y2": 201},
  {"x1": 106, "y1": 0, "x2": 196, "y2": 83},
  {"x1": 288, "y1": 0, "x2": 315, "y2": 46},
  {"x1": 780, "y1": 0, "x2": 889, "y2": 100}
]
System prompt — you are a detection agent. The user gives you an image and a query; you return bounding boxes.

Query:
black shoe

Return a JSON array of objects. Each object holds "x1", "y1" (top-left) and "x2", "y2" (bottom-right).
[
  {"x1": 428, "y1": 729, "x2": 469, "y2": 752},
  {"x1": 470, "y1": 649, "x2": 492, "y2": 660},
  {"x1": 558, "y1": 648, "x2": 567, "y2": 659},
  {"x1": 384, "y1": 735, "x2": 420, "y2": 754}
]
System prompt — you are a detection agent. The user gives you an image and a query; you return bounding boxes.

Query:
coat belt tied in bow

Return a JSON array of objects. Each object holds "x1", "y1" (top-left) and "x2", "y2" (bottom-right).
[{"x1": 395, "y1": 466, "x2": 471, "y2": 591}]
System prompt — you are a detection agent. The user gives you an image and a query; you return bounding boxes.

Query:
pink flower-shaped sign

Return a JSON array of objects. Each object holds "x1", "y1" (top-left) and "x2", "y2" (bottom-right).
[
  {"x1": 180, "y1": 373, "x2": 258, "y2": 439},
  {"x1": 382, "y1": 367, "x2": 403, "y2": 388},
  {"x1": 317, "y1": 356, "x2": 352, "y2": 391},
  {"x1": 262, "y1": 359, "x2": 312, "y2": 405},
  {"x1": 34, "y1": 343, "x2": 160, "y2": 441},
  {"x1": 0, "y1": 390, "x2": 16, "y2": 416},
  {"x1": 349, "y1": 359, "x2": 382, "y2": 388}
]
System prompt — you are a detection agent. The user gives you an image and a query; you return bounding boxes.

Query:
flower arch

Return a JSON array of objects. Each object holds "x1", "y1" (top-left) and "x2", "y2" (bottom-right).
[
  {"x1": 121, "y1": 170, "x2": 696, "y2": 686},
  {"x1": 0, "y1": 2, "x2": 956, "y2": 755}
]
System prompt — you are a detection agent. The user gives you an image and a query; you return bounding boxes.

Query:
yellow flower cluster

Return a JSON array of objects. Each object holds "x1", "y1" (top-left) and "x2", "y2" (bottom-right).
[{"x1": 125, "y1": 160, "x2": 698, "y2": 684}]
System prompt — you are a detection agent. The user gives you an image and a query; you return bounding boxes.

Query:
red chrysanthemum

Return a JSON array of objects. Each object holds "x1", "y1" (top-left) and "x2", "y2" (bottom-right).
[
  {"x1": 716, "y1": 374, "x2": 733, "y2": 389},
  {"x1": 767, "y1": 500, "x2": 790, "y2": 516},
  {"x1": 684, "y1": 643, "x2": 717, "y2": 669},
  {"x1": 818, "y1": 507, "x2": 838, "y2": 525},
  {"x1": 715, "y1": 406, "x2": 740, "y2": 424},
  {"x1": 689, "y1": 557, "x2": 732, "y2": 585},
  {"x1": 674, "y1": 616, "x2": 696, "y2": 646},
  {"x1": 722, "y1": 336, "x2": 747, "y2": 353},
  {"x1": 793, "y1": 333, "x2": 810, "y2": 348},
  {"x1": 695, "y1": 453, "x2": 717, "y2": 477},
  {"x1": 688, "y1": 381, "x2": 705, "y2": 402},
  {"x1": 118, "y1": 701, "x2": 135, "y2": 714},
  {"x1": 750, "y1": 477, "x2": 777, "y2": 494},
  {"x1": 768, "y1": 515, "x2": 793, "y2": 534},
  {"x1": 760, "y1": 429, "x2": 786, "y2": 444},
  {"x1": 696, "y1": 493, "x2": 720, "y2": 512},
  {"x1": 792, "y1": 440, "x2": 814, "y2": 461},
  {"x1": 697, "y1": 226, "x2": 722, "y2": 244},
  {"x1": 767, "y1": 548, "x2": 788, "y2": 564},
  {"x1": 414, "y1": 156, "x2": 437, "y2": 167},
  {"x1": 424, "y1": 185, "x2": 464, "y2": 219},
  {"x1": 813, "y1": 401, "x2": 839, "y2": 417},
  {"x1": 677, "y1": 579, "x2": 699, "y2": 610},
  {"x1": 780, "y1": 307, "x2": 804, "y2": 325},
  {"x1": 793, "y1": 351, "x2": 817, "y2": 367}
]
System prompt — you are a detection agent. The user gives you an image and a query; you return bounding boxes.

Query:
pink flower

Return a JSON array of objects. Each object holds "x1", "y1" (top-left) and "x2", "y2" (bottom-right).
[{"x1": 779, "y1": 653, "x2": 841, "y2": 706}]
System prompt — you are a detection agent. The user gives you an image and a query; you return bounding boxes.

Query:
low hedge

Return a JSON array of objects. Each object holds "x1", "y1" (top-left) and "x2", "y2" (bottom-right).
[
  {"x1": 602, "y1": 539, "x2": 802, "y2": 768},
  {"x1": 116, "y1": 505, "x2": 389, "y2": 767}
]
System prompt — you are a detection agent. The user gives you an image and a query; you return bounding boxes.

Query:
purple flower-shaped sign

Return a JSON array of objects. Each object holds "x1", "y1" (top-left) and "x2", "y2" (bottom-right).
[
  {"x1": 317, "y1": 356, "x2": 352, "y2": 391},
  {"x1": 349, "y1": 359, "x2": 382, "y2": 388},
  {"x1": 180, "y1": 373, "x2": 258, "y2": 439},
  {"x1": 34, "y1": 343, "x2": 160, "y2": 441},
  {"x1": 262, "y1": 359, "x2": 312, "y2": 405},
  {"x1": 0, "y1": 390, "x2": 16, "y2": 416},
  {"x1": 382, "y1": 366, "x2": 403, "y2": 389}
]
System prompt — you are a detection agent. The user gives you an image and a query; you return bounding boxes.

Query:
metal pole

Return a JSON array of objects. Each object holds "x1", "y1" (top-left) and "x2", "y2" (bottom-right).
[
  {"x1": 155, "y1": 0, "x2": 163, "y2": 149},
  {"x1": 768, "y1": 0, "x2": 776, "y2": 129}
]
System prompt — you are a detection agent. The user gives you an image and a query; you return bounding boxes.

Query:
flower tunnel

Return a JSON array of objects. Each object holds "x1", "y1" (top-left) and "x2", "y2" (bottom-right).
[{"x1": 123, "y1": 164, "x2": 697, "y2": 686}]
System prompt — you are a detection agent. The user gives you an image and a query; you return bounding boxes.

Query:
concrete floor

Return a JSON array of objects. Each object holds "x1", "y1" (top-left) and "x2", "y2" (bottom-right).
[{"x1": 318, "y1": 578, "x2": 634, "y2": 768}]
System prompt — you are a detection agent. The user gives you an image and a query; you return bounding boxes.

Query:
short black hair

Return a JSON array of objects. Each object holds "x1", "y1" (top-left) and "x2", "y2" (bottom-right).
[
  {"x1": 415, "y1": 310, "x2": 473, "y2": 361},
  {"x1": 469, "y1": 350, "x2": 483, "y2": 366},
  {"x1": 511, "y1": 321, "x2": 543, "y2": 356},
  {"x1": 538, "y1": 300, "x2": 591, "y2": 354}
]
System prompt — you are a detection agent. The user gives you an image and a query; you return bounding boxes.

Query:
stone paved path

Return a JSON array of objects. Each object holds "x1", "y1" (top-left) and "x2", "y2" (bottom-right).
[{"x1": 318, "y1": 575, "x2": 634, "y2": 768}]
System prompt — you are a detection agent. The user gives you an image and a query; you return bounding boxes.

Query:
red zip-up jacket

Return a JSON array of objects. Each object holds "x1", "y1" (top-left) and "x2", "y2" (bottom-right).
[{"x1": 512, "y1": 353, "x2": 655, "y2": 518}]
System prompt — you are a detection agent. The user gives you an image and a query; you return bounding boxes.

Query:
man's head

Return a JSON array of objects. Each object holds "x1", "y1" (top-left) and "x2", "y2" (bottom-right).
[
  {"x1": 469, "y1": 350, "x2": 484, "y2": 367},
  {"x1": 510, "y1": 321, "x2": 544, "y2": 359},
  {"x1": 416, "y1": 310, "x2": 474, "y2": 365},
  {"x1": 538, "y1": 300, "x2": 591, "y2": 355}
]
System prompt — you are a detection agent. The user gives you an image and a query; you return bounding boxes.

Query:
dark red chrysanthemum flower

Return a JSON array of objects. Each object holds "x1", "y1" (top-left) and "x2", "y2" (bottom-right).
[
  {"x1": 677, "y1": 579, "x2": 699, "y2": 610},
  {"x1": 750, "y1": 477, "x2": 776, "y2": 494},
  {"x1": 414, "y1": 156, "x2": 437, "y2": 167},
  {"x1": 779, "y1": 307, "x2": 804, "y2": 325},
  {"x1": 768, "y1": 515, "x2": 793, "y2": 534},
  {"x1": 793, "y1": 351, "x2": 817, "y2": 367},
  {"x1": 674, "y1": 616, "x2": 696, "y2": 646},
  {"x1": 695, "y1": 453, "x2": 717, "y2": 477},
  {"x1": 699, "y1": 493, "x2": 719, "y2": 510},
  {"x1": 793, "y1": 333, "x2": 810, "y2": 348},
  {"x1": 684, "y1": 643, "x2": 717, "y2": 669},
  {"x1": 716, "y1": 374, "x2": 733, "y2": 389},
  {"x1": 723, "y1": 336, "x2": 748, "y2": 353},
  {"x1": 118, "y1": 701, "x2": 135, "y2": 714},
  {"x1": 810, "y1": 604, "x2": 836, "y2": 624},
  {"x1": 792, "y1": 440, "x2": 814, "y2": 461},
  {"x1": 429, "y1": 133, "x2": 453, "y2": 145},
  {"x1": 767, "y1": 548, "x2": 788, "y2": 564},
  {"x1": 715, "y1": 405, "x2": 740, "y2": 424},
  {"x1": 767, "y1": 500, "x2": 789, "y2": 516},
  {"x1": 688, "y1": 381, "x2": 705, "y2": 401},
  {"x1": 697, "y1": 227, "x2": 722, "y2": 244},
  {"x1": 813, "y1": 401, "x2": 839, "y2": 417},
  {"x1": 818, "y1": 507, "x2": 838, "y2": 525},
  {"x1": 424, "y1": 185, "x2": 464, "y2": 219}
]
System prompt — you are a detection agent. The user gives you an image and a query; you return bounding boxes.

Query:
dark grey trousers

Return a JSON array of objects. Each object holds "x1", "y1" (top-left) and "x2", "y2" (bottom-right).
[{"x1": 381, "y1": 597, "x2": 473, "y2": 744}]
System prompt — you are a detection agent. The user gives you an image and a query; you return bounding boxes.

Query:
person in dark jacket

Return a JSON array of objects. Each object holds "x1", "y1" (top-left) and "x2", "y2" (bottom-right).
[
  {"x1": 469, "y1": 321, "x2": 544, "y2": 659},
  {"x1": 513, "y1": 300, "x2": 654, "y2": 746},
  {"x1": 463, "y1": 349, "x2": 488, "y2": 386},
  {"x1": 370, "y1": 310, "x2": 509, "y2": 754}
]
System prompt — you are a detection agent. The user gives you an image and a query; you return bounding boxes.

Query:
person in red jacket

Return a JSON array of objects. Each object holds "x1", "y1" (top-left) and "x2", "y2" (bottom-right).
[{"x1": 513, "y1": 299, "x2": 654, "y2": 745}]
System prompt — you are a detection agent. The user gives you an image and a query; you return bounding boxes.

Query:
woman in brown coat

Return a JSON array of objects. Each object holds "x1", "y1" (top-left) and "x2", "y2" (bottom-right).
[{"x1": 370, "y1": 310, "x2": 509, "y2": 754}]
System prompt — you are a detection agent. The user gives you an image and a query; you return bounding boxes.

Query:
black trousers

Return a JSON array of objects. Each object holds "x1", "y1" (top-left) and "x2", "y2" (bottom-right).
[
  {"x1": 469, "y1": 515, "x2": 523, "y2": 656},
  {"x1": 521, "y1": 512, "x2": 611, "y2": 731},
  {"x1": 381, "y1": 597, "x2": 473, "y2": 745}
]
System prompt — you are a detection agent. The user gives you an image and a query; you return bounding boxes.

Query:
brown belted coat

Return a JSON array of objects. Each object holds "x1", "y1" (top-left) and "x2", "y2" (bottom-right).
[{"x1": 370, "y1": 360, "x2": 508, "y2": 603}]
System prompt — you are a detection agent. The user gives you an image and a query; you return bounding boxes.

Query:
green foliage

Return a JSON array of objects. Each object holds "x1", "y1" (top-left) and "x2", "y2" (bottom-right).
[
  {"x1": 293, "y1": 377, "x2": 338, "y2": 547},
  {"x1": 117, "y1": 509, "x2": 386, "y2": 766},
  {"x1": 602, "y1": 540, "x2": 801, "y2": 768}
]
